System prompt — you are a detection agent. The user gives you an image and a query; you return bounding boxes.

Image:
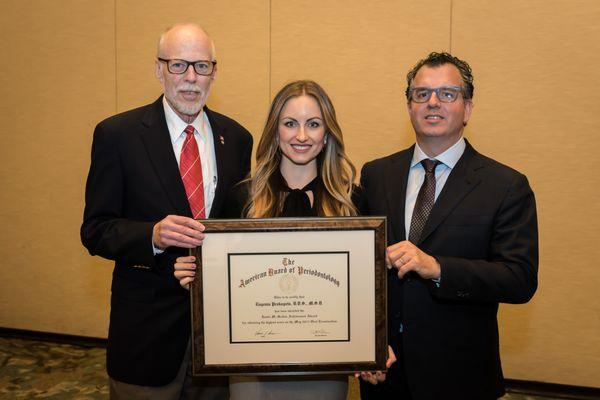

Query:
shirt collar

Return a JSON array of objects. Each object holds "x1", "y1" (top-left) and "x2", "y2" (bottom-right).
[
  {"x1": 162, "y1": 96, "x2": 205, "y2": 142},
  {"x1": 411, "y1": 137, "x2": 466, "y2": 169}
]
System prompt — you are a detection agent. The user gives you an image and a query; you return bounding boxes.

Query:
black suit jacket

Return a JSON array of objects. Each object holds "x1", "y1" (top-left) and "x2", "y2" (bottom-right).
[
  {"x1": 360, "y1": 141, "x2": 538, "y2": 400},
  {"x1": 81, "y1": 96, "x2": 253, "y2": 386}
]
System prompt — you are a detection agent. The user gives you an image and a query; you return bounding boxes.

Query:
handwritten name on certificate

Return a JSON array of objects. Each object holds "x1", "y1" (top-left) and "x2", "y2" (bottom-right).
[{"x1": 228, "y1": 252, "x2": 350, "y2": 343}]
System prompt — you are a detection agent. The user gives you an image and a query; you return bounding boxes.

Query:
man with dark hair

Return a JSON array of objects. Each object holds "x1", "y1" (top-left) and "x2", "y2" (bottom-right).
[
  {"x1": 81, "y1": 23, "x2": 252, "y2": 399},
  {"x1": 405, "y1": 52, "x2": 475, "y2": 101},
  {"x1": 360, "y1": 52, "x2": 538, "y2": 399}
]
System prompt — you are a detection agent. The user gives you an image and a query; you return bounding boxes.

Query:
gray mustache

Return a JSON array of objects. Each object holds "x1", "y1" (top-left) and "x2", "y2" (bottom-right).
[{"x1": 178, "y1": 84, "x2": 203, "y2": 92}]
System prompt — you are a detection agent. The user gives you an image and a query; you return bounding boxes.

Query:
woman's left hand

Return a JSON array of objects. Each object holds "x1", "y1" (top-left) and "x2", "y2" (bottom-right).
[
  {"x1": 355, "y1": 345, "x2": 397, "y2": 385},
  {"x1": 174, "y1": 255, "x2": 197, "y2": 290}
]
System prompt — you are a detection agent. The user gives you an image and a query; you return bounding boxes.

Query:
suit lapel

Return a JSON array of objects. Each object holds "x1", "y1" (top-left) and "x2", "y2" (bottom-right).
[
  {"x1": 205, "y1": 107, "x2": 227, "y2": 218},
  {"x1": 418, "y1": 141, "x2": 482, "y2": 244},
  {"x1": 385, "y1": 148, "x2": 413, "y2": 244},
  {"x1": 139, "y1": 97, "x2": 192, "y2": 217}
]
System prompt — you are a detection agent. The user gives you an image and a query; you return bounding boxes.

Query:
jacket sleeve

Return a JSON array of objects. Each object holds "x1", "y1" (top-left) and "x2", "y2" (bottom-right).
[
  {"x1": 433, "y1": 173, "x2": 539, "y2": 304},
  {"x1": 80, "y1": 121, "x2": 157, "y2": 267}
]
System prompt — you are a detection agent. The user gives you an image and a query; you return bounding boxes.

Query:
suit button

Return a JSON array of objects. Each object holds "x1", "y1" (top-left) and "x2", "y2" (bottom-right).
[{"x1": 456, "y1": 291, "x2": 470, "y2": 298}]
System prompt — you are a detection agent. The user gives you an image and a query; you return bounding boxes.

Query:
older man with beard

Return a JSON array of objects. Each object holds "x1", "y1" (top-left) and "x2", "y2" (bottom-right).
[{"x1": 81, "y1": 23, "x2": 252, "y2": 399}]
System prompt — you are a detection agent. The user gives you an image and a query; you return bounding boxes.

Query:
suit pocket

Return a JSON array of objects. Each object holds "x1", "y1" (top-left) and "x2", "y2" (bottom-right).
[
  {"x1": 444, "y1": 213, "x2": 490, "y2": 227},
  {"x1": 111, "y1": 275, "x2": 157, "y2": 303},
  {"x1": 443, "y1": 306, "x2": 497, "y2": 348}
]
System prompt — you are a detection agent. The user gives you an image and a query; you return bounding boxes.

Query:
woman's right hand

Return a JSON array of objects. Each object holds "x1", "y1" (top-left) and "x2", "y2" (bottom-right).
[{"x1": 174, "y1": 255, "x2": 197, "y2": 290}]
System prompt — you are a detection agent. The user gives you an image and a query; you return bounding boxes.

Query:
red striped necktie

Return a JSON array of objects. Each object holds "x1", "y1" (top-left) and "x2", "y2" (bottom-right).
[{"x1": 179, "y1": 125, "x2": 206, "y2": 219}]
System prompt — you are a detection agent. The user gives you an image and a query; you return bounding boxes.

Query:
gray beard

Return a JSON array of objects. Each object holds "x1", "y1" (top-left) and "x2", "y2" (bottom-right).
[{"x1": 171, "y1": 99, "x2": 202, "y2": 116}]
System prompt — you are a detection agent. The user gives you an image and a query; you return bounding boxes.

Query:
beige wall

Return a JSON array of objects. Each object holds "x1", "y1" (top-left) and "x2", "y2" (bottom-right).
[{"x1": 0, "y1": 0, "x2": 598, "y2": 388}]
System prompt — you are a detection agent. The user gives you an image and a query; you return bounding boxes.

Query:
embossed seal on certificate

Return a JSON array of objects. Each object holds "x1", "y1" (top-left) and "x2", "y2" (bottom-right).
[{"x1": 278, "y1": 274, "x2": 299, "y2": 294}]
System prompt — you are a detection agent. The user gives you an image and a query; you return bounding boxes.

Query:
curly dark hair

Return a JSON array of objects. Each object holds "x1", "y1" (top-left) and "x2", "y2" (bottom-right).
[{"x1": 405, "y1": 52, "x2": 474, "y2": 101}]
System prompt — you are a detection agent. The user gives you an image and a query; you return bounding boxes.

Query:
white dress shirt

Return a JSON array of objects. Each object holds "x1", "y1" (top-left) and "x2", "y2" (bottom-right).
[
  {"x1": 404, "y1": 137, "x2": 466, "y2": 239},
  {"x1": 162, "y1": 97, "x2": 218, "y2": 217},
  {"x1": 152, "y1": 98, "x2": 218, "y2": 255}
]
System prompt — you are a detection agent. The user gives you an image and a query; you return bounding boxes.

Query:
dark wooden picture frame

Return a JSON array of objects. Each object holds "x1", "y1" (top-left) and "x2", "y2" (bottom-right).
[{"x1": 190, "y1": 216, "x2": 387, "y2": 375}]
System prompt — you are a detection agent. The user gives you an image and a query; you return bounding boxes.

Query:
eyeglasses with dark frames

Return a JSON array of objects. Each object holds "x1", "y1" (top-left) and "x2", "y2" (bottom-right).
[
  {"x1": 408, "y1": 86, "x2": 464, "y2": 103},
  {"x1": 157, "y1": 58, "x2": 217, "y2": 76}
]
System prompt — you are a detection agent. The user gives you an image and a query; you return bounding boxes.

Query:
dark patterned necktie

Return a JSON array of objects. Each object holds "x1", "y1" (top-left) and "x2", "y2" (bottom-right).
[{"x1": 408, "y1": 159, "x2": 440, "y2": 243}]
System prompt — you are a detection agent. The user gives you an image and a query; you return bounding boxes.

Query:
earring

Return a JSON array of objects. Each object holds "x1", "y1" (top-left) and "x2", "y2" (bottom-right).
[{"x1": 324, "y1": 135, "x2": 328, "y2": 145}]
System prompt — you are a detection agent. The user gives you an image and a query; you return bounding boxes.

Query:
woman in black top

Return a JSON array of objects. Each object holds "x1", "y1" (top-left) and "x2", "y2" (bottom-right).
[{"x1": 175, "y1": 80, "x2": 362, "y2": 400}]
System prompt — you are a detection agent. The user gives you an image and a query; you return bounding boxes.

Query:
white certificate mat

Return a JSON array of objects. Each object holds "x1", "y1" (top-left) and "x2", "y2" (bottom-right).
[{"x1": 191, "y1": 217, "x2": 387, "y2": 375}]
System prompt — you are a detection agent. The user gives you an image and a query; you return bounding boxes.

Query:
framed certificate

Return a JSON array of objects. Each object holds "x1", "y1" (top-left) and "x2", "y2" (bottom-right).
[{"x1": 190, "y1": 217, "x2": 387, "y2": 375}]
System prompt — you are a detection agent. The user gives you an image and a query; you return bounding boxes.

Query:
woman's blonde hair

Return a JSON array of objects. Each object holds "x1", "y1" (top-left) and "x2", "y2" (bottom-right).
[{"x1": 246, "y1": 80, "x2": 357, "y2": 218}]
